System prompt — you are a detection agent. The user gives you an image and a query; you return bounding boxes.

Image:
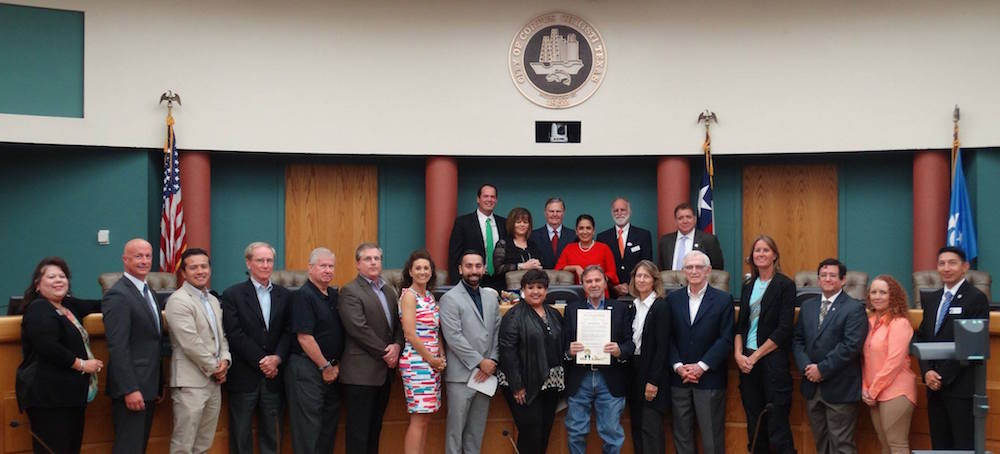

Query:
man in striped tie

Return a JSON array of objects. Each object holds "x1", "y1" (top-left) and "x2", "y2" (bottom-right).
[{"x1": 915, "y1": 246, "x2": 989, "y2": 450}]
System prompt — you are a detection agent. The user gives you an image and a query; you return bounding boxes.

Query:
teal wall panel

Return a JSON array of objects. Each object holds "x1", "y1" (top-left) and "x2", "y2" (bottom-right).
[
  {"x1": 0, "y1": 4, "x2": 84, "y2": 117},
  {"x1": 0, "y1": 146, "x2": 153, "y2": 309},
  {"x1": 709, "y1": 156, "x2": 744, "y2": 296},
  {"x1": 838, "y1": 152, "x2": 913, "y2": 297},
  {"x1": 209, "y1": 153, "x2": 286, "y2": 290},
  {"x1": 378, "y1": 159, "x2": 426, "y2": 269},
  {"x1": 968, "y1": 148, "x2": 998, "y2": 278},
  {"x1": 455, "y1": 156, "x2": 660, "y2": 258}
]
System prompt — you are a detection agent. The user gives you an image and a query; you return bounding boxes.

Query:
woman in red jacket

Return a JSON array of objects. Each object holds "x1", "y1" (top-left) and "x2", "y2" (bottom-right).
[{"x1": 555, "y1": 214, "x2": 619, "y2": 289}]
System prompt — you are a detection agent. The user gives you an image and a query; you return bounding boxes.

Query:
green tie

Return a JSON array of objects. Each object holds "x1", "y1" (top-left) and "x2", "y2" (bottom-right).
[{"x1": 485, "y1": 218, "x2": 495, "y2": 275}]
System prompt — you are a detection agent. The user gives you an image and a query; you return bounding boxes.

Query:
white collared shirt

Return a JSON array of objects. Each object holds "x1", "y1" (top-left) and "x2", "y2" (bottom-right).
[
  {"x1": 936, "y1": 278, "x2": 966, "y2": 326},
  {"x1": 252, "y1": 278, "x2": 273, "y2": 330},
  {"x1": 186, "y1": 281, "x2": 221, "y2": 356},
  {"x1": 821, "y1": 290, "x2": 843, "y2": 306},
  {"x1": 672, "y1": 231, "x2": 695, "y2": 270},
  {"x1": 632, "y1": 293, "x2": 656, "y2": 355},
  {"x1": 616, "y1": 223, "x2": 631, "y2": 242},
  {"x1": 674, "y1": 284, "x2": 709, "y2": 372},
  {"x1": 476, "y1": 209, "x2": 499, "y2": 245},
  {"x1": 548, "y1": 224, "x2": 561, "y2": 241}
]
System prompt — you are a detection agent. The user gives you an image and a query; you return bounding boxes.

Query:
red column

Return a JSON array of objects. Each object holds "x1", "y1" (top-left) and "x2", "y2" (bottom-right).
[
  {"x1": 179, "y1": 151, "x2": 212, "y2": 252},
  {"x1": 657, "y1": 156, "x2": 691, "y2": 237},
  {"x1": 425, "y1": 157, "x2": 458, "y2": 272},
  {"x1": 912, "y1": 150, "x2": 949, "y2": 272}
]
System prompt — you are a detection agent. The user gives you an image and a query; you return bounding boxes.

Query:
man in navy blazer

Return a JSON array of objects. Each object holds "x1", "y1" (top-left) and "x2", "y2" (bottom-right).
[
  {"x1": 530, "y1": 197, "x2": 577, "y2": 269},
  {"x1": 596, "y1": 197, "x2": 653, "y2": 296},
  {"x1": 667, "y1": 250, "x2": 734, "y2": 454},
  {"x1": 102, "y1": 238, "x2": 164, "y2": 454},
  {"x1": 915, "y1": 246, "x2": 990, "y2": 450},
  {"x1": 792, "y1": 258, "x2": 868, "y2": 454},
  {"x1": 220, "y1": 242, "x2": 292, "y2": 454},
  {"x1": 563, "y1": 265, "x2": 635, "y2": 454},
  {"x1": 447, "y1": 184, "x2": 506, "y2": 289}
]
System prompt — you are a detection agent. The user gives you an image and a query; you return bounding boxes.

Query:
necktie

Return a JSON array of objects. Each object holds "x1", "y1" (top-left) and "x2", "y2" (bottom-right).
[
  {"x1": 551, "y1": 230, "x2": 560, "y2": 256},
  {"x1": 617, "y1": 228, "x2": 625, "y2": 258},
  {"x1": 485, "y1": 218, "x2": 495, "y2": 275},
  {"x1": 818, "y1": 299, "x2": 832, "y2": 328},
  {"x1": 371, "y1": 280, "x2": 393, "y2": 328},
  {"x1": 143, "y1": 284, "x2": 161, "y2": 331},
  {"x1": 674, "y1": 236, "x2": 687, "y2": 270},
  {"x1": 935, "y1": 291, "x2": 954, "y2": 335},
  {"x1": 200, "y1": 293, "x2": 221, "y2": 355}
]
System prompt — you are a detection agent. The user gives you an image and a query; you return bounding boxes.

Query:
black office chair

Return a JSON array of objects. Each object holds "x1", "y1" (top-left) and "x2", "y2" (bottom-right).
[
  {"x1": 795, "y1": 287, "x2": 821, "y2": 307},
  {"x1": 545, "y1": 285, "x2": 584, "y2": 305}
]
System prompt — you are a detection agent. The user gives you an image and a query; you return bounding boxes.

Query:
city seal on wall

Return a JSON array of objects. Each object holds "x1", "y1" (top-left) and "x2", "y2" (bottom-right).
[{"x1": 509, "y1": 12, "x2": 607, "y2": 109}]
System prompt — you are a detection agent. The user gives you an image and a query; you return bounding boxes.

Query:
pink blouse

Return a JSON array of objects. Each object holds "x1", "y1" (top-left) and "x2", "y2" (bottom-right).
[{"x1": 862, "y1": 314, "x2": 917, "y2": 404}]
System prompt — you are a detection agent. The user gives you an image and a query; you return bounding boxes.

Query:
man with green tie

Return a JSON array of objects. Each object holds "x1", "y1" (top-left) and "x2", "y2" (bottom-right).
[{"x1": 447, "y1": 184, "x2": 507, "y2": 290}]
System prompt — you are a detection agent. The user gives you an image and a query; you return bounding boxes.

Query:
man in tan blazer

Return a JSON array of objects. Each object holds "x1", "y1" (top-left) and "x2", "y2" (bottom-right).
[
  {"x1": 164, "y1": 248, "x2": 231, "y2": 454},
  {"x1": 337, "y1": 242, "x2": 403, "y2": 454}
]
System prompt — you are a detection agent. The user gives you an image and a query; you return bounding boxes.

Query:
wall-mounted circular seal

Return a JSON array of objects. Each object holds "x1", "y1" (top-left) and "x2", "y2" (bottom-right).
[{"x1": 509, "y1": 12, "x2": 607, "y2": 109}]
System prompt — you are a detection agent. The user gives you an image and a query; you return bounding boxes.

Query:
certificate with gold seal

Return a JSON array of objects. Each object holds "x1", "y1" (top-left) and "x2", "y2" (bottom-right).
[{"x1": 575, "y1": 309, "x2": 611, "y2": 365}]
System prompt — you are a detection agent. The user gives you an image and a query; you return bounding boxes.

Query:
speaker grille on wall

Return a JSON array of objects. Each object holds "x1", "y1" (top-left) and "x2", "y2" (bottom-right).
[{"x1": 536, "y1": 121, "x2": 581, "y2": 143}]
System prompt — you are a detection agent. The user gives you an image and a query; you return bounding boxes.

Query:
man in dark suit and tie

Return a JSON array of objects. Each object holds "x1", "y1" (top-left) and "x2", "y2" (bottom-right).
[
  {"x1": 563, "y1": 265, "x2": 635, "y2": 453},
  {"x1": 659, "y1": 203, "x2": 725, "y2": 272},
  {"x1": 792, "y1": 258, "x2": 868, "y2": 454},
  {"x1": 596, "y1": 197, "x2": 653, "y2": 296},
  {"x1": 102, "y1": 238, "x2": 164, "y2": 454},
  {"x1": 915, "y1": 246, "x2": 989, "y2": 450},
  {"x1": 337, "y1": 243, "x2": 404, "y2": 454},
  {"x1": 667, "y1": 250, "x2": 734, "y2": 454},
  {"x1": 220, "y1": 242, "x2": 292, "y2": 454},
  {"x1": 448, "y1": 184, "x2": 507, "y2": 289},
  {"x1": 530, "y1": 197, "x2": 577, "y2": 269},
  {"x1": 439, "y1": 251, "x2": 501, "y2": 454}
]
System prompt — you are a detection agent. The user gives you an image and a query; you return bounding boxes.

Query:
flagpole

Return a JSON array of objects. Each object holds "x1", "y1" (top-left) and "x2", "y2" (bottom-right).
[
  {"x1": 698, "y1": 110, "x2": 718, "y2": 189},
  {"x1": 951, "y1": 105, "x2": 960, "y2": 183}
]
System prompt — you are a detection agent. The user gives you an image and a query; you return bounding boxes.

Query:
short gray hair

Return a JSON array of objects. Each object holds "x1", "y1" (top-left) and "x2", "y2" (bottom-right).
[
  {"x1": 308, "y1": 247, "x2": 335, "y2": 265},
  {"x1": 244, "y1": 241, "x2": 276, "y2": 261},
  {"x1": 683, "y1": 250, "x2": 711, "y2": 269}
]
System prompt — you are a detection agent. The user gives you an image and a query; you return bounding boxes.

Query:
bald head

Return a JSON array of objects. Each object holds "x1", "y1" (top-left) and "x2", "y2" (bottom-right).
[{"x1": 123, "y1": 238, "x2": 153, "y2": 279}]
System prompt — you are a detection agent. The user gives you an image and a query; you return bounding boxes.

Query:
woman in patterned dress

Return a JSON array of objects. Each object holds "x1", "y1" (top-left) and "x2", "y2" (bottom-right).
[{"x1": 398, "y1": 249, "x2": 445, "y2": 454}]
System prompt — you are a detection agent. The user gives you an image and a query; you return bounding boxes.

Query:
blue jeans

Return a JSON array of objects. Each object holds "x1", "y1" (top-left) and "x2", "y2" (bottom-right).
[{"x1": 566, "y1": 370, "x2": 626, "y2": 454}]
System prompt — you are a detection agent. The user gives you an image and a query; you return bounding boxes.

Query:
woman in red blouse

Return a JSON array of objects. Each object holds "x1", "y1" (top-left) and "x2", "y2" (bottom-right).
[
  {"x1": 555, "y1": 214, "x2": 619, "y2": 288},
  {"x1": 862, "y1": 274, "x2": 917, "y2": 454}
]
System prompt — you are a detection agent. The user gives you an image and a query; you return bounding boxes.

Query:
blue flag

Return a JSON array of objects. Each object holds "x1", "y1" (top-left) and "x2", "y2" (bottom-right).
[
  {"x1": 947, "y1": 148, "x2": 977, "y2": 261},
  {"x1": 697, "y1": 168, "x2": 714, "y2": 234}
]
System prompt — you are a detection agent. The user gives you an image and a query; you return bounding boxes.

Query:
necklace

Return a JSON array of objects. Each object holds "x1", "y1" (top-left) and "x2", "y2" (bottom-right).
[{"x1": 578, "y1": 241, "x2": 594, "y2": 252}]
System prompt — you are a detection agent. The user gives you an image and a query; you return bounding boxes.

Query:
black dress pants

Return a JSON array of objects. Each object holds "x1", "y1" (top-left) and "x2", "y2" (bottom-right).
[
  {"x1": 26, "y1": 405, "x2": 86, "y2": 454},
  {"x1": 343, "y1": 376, "x2": 393, "y2": 454},
  {"x1": 503, "y1": 387, "x2": 560, "y2": 454},
  {"x1": 927, "y1": 389, "x2": 974, "y2": 450},
  {"x1": 739, "y1": 352, "x2": 796, "y2": 454}
]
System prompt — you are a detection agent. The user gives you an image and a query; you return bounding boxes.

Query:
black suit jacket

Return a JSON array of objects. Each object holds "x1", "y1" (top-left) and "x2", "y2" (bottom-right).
[
  {"x1": 915, "y1": 280, "x2": 989, "y2": 397},
  {"x1": 735, "y1": 273, "x2": 796, "y2": 403},
  {"x1": 658, "y1": 229, "x2": 725, "y2": 271},
  {"x1": 17, "y1": 298, "x2": 102, "y2": 409},
  {"x1": 221, "y1": 279, "x2": 293, "y2": 393},
  {"x1": 792, "y1": 292, "x2": 868, "y2": 402},
  {"x1": 634, "y1": 297, "x2": 671, "y2": 412},
  {"x1": 448, "y1": 211, "x2": 507, "y2": 284},
  {"x1": 596, "y1": 224, "x2": 653, "y2": 284},
  {"x1": 530, "y1": 225, "x2": 577, "y2": 269},
  {"x1": 562, "y1": 299, "x2": 635, "y2": 397},
  {"x1": 102, "y1": 277, "x2": 164, "y2": 400},
  {"x1": 667, "y1": 285, "x2": 735, "y2": 390}
]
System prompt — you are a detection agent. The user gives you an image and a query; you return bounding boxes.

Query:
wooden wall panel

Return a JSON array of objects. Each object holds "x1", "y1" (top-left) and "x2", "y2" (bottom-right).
[
  {"x1": 285, "y1": 164, "x2": 378, "y2": 287},
  {"x1": 742, "y1": 164, "x2": 839, "y2": 278}
]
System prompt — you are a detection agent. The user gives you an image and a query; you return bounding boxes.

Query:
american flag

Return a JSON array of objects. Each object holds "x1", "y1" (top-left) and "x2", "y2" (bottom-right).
[{"x1": 159, "y1": 114, "x2": 186, "y2": 272}]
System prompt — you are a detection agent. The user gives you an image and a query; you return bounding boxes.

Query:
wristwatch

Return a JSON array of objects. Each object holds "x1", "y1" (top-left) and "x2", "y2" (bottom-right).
[{"x1": 319, "y1": 359, "x2": 338, "y2": 371}]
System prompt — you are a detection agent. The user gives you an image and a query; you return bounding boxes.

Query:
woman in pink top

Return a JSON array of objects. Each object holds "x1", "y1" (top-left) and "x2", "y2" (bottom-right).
[{"x1": 862, "y1": 275, "x2": 917, "y2": 454}]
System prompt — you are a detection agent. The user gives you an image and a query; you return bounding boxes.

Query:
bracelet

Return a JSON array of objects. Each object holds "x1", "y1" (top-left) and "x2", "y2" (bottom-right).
[{"x1": 76, "y1": 358, "x2": 86, "y2": 374}]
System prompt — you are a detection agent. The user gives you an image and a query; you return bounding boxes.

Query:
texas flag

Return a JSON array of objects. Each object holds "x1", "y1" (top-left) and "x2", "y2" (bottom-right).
[{"x1": 697, "y1": 168, "x2": 714, "y2": 234}]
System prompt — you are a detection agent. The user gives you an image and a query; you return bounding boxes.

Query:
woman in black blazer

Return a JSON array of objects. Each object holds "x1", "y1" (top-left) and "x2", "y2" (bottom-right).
[
  {"x1": 16, "y1": 257, "x2": 104, "y2": 454},
  {"x1": 733, "y1": 235, "x2": 797, "y2": 454},
  {"x1": 626, "y1": 260, "x2": 670, "y2": 454}
]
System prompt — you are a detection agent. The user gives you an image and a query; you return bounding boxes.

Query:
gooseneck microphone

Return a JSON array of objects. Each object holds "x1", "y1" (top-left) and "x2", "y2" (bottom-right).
[
  {"x1": 502, "y1": 429, "x2": 521, "y2": 454},
  {"x1": 9, "y1": 420, "x2": 55, "y2": 454}
]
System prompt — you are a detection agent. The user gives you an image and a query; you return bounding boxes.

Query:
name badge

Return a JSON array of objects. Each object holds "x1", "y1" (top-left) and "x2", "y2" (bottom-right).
[
  {"x1": 630, "y1": 245, "x2": 641, "y2": 253},
  {"x1": 949, "y1": 306, "x2": 963, "y2": 315}
]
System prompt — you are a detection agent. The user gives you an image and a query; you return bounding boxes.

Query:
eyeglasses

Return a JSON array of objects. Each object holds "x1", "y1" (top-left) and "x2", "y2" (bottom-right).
[
  {"x1": 682, "y1": 264, "x2": 708, "y2": 271},
  {"x1": 252, "y1": 258, "x2": 274, "y2": 264}
]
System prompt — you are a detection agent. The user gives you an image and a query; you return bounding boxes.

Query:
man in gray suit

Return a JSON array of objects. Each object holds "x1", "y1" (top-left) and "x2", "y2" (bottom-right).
[
  {"x1": 792, "y1": 258, "x2": 868, "y2": 454},
  {"x1": 440, "y1": 250, "x2": 501, "y2": 454},
  {"x1": 102, "y1": 238, "x2": 164, "y2": 454},
  {"x1": 337, "y1": 243, "x2": 403, "y2": 454}
]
